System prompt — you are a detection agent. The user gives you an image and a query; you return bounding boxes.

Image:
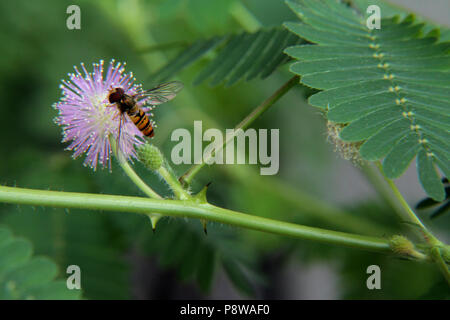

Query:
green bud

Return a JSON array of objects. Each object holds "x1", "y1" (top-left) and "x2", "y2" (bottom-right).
[
  {"x1": 390, "y1": 235, "x2": 414, "y2": 255},
  {"x1": 389, "y1": 235, "x2": 426, "y2": 260},
  {"x1": 137, "y1": 143, "x2": 163, "y2": 171}
]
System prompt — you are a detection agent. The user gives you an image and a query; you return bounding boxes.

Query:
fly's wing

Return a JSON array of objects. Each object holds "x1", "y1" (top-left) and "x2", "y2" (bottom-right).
[{"x1": 135, "y1": 81, "x2": 183, "y2": 106}]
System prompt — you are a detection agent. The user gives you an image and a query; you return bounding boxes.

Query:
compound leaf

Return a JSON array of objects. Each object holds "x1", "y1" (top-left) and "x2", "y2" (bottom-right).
[
  {"x1": 284, "y1": 0, "x2": 450, "y2": 200},
  {"x1": 0, "y1": 225, "x2": 81, "y2": 300},
  {"x1": 153, "y1": 27, "x2": 304, "y2": 86}
]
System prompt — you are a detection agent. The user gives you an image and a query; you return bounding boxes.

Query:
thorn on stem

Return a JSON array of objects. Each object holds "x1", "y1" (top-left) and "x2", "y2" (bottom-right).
[
  {"x1": 201, "y1": 219, "x2": 208, "y2": 235},
  {"x1": 148, "y1": 214, "x2": 161, "y2": 232}
]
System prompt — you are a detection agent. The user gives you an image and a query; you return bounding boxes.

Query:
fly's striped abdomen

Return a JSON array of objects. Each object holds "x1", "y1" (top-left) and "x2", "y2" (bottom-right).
[{"x1": 128, "y1": 108, "x2": 154, "y2": 137}]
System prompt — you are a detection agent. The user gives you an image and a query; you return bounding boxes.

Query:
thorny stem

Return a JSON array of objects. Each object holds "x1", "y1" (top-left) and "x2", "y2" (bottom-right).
[
  {"x1": 180, "y1": 75, "x2": 300, "y2": 185},
  {"x1": 0, "y1": 185, "x2": 394, "y2": 254},
  {"x1": 227, "y1": 165, "x2": 390, "y2": 236}
]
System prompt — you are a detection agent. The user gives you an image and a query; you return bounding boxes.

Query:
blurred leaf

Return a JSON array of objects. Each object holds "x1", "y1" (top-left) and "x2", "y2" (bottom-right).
[
  {"x1": 0, "y1": 225, "x2": 81, "y2": 300},
  {"x1": 153, "y1": 27, "x2": 304, "y2": 86},
  {"x1": 186, "y1": 0, "x2": 235, "y2": 34},
  {"x1": 158, "y1": 0, "x2": 184, "y2": 20},
  {"x1": 0, "y1": 152, "x2": 132, "y2": 300},
  {"x1": 339, "y1": 251, "x2": 442, "y2": 299},
  {"x1": 0, "y1": 207, "x2": 132, "y2": 300},
  {"x1": 441, "y1": 29, "x2": 450, "y2": 42},
  {"x1": 292, "y1": 202, "x2": 448, "y2": 299},
  {"x1": 138, "y1": 218, "x2": 260, "y2": 296},
  {"x1": 222, "y1": 259, "x2": 257, "y2": 296},
  {"x1": 153, "y1": 36, "x2": 226, "y2": 83}
]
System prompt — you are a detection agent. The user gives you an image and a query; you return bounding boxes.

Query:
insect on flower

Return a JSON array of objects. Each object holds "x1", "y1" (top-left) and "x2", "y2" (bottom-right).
[
  {"x1": 54, "y1": 59, "x2": 183, "y2": 170},
  {"x1": 108, "y1": 81, "x2": 183, "y2": 149}
]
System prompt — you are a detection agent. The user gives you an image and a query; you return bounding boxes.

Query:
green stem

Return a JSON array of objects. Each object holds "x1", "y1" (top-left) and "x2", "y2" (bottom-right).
[
  {"x1": 110, "y1": 136, "x2": 162, "y2": 199},
  {"x1": 360, "y1": 162, "x2": 401, "y2": 213},
  {"x1": 374, "y1": 162, "x2": 426, "y2": 230},
  {"x1": 429, "y1": 247, "x2": 450, "y2": 286},
  {"x1": 0, "y1": 185, "x2": 392, "y2": 254},
  {"x1": 136, "y1": 41, "x2": 189, "y2": 54},
  {"x1": 229, "y1": 1, "x2": 262, "y2": 32},
  {"x1": 157, "y1": 166, "x2": 190, "y2": 200},
  {"x1": 180, "y1": 75, "x2": 299, "y2": 185},
  {"x1": 227, "y1": 165, "x2": 390, "y2": 236}
]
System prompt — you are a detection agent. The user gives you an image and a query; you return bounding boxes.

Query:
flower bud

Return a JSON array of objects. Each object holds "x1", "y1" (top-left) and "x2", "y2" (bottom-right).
[
  {"x1": 389, "y1": 235, "x2": 415, "y2": 255},
  {"x1": 137, "y1": 143, "x2": 164, "y2": 171}
]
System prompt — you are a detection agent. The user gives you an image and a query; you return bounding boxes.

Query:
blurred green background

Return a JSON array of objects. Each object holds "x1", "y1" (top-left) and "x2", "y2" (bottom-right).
[{"x1": 0, "y1": 0, "x2": 448, "y2": 299}]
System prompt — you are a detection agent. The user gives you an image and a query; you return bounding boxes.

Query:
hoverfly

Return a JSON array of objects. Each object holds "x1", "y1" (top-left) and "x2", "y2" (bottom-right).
[{"x1": 108, "y1": 81, "x2": 183, "y2": 150}]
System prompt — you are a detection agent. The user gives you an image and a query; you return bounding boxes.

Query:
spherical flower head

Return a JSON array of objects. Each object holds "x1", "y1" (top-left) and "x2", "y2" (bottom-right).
[{"x1": 53, "y1": 60, "x2": 154, "y2": 170}]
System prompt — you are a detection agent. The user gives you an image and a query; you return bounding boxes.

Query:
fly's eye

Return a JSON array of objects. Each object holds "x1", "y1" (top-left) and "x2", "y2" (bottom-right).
[{"x1": 108, "y1": 88, "x2": 124, "y2": 103}]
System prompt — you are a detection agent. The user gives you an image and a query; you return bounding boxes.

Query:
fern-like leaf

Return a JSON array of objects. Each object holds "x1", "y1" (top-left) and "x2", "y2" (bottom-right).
[
  {"x1": 1, "y1": 209, "x2": 131, "y2": 299},
  {"x1": 284, "y1": 0, "x2": 450, "y2": 200},
  {"x1": 139, "y1": 218, "x2": 260, "y2": 296},
  {"x1": 0, "y1": 225, "x2": 81, "y2": 299},
  {"x1": 153, "y1": 27, "x2": 304, "y2": 86}
]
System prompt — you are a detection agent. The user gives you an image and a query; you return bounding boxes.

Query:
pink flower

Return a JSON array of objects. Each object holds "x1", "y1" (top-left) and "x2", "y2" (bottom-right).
[{"x1": 54, "y1": 60, "x2": 153, "y2": 170}]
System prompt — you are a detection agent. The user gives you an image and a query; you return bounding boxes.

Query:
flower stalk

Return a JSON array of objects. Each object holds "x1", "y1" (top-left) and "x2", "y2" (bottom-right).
[
  {"x1": 371, "y1": 161, "x2": 445, "y2": 247},
  {"x1": 110, "y1": 136, "x2": 162, "y2": 199},
  {"x1": 389, "y1": 235, "x2": 427, "y2": 261},
  {"x1": 157, "y1": 165, "x2": 190, "y2": 200},
  {"x1": 180, "y1": 75, "x2": 299, "y2": 185},
  {"x1": 137, "y1": 143, "x2": 190, "y2": 200},
  {"x1": 429, "y1": 247, "x2": 450, "y2": 286},
  {"x1": 375, "y1": 162, "x2": 426, "y2": 230}
]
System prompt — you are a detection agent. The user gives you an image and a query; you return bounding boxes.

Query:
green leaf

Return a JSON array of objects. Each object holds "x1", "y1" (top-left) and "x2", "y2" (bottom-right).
[
  {"x1": 441, "y1": 29, "x2": 450, "y2": 42},
  {"x1": 284, "y1": 0, "x2": 450, "y2": 200},
  {"x1": 358, "y1": 119, "x2": 410, "y2": 160},
  {"x1": 139, "y1": 218, "x2": 259, "y2": 296},
  {"x1": 0, "y1": 208, "x2": 132, "y2": 299},
  {"x1": 0, "y1": 225, "x2": 81, "y2": 300},
  {"x1": 352, "y1": 0, "x2": 449, "y2": 43},
  {"x1": 195, "y1": 244, "x2": 216, "y2": 292},
  {"x1": 25, "y1": 281, "x2": 80, "y2": 300},
  {"x1": 415, "y1": 178, "x2": 450, "y2": 219},
  {"x1": 153, "y1": 36, "x2": 226, "y2": 83},
  {"x1": 153, "y1": 27, "x2": 304, "y2": 86},
  {"x1": 222, "y1": 260, "x2": 256, "y2": 296},
  {"x1": 382, "y1": 133, "x2": 421, "y2": 178},
  {"x1": 417, "y1": 150, "x2": 445, "y2": 201},
  {"x1": 0, "y1": 239, "x2": 31, "y2": 276},
  {"x1": 186, "y1": 0, "x2": 235, "y2": 34}
]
